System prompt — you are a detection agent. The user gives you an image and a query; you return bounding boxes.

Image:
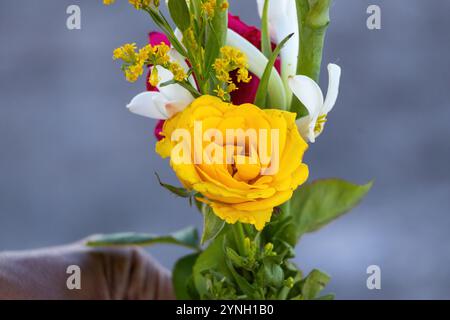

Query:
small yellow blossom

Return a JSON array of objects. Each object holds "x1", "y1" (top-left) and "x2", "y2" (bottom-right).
[
  {"x1": 149, "y1": 67, "x2": 160, "y2": 87},
  {"x1": 183, "y1": 28, "x2": 199, "y2": 53},
  {"x1": 154, "y1": 44, "x2": 171, "y2": 65},
  {"x1": 237, "y1": 68, "x2": 252, "y2": 83},
  {"x1": 221, "y1": 1, "x2": 229, "y2": 10},
  {"x1": 227, "y1": 83, "x2": 237, "y2": 93},
  {"x1": 113, "y1": 43, "x2": 137, "y2": 62},
  {"x1": 213, "y1": 46, "x2": 252, "y2": 99},
  {"x1": 113, "y1": 42, "x2": 187, "y2": 84},
  {"x1": 125, "y1": 63, "x2": 144, "y2": 82},
  {"x1": 214, "y1": 86, "x2": 227, "y2": 100},
  {"x1": 169, "y1": 63, "x2": 187, "y2": 82},
  {"x1": 202, "y1": 0, "x2": 216, "y2": 18},
  {"x1": 103, "y1": 0, "x2": 159, "y2": 9}
]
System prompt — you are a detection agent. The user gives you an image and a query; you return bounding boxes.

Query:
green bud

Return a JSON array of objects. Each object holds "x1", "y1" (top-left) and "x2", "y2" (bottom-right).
[
  {"x1": 264, "y1": 242, "x2": 277, "y2": 256},
  {"x1": 244, "y1": 237, "x2": 251, "y2": 255},
  {"x1": 225, "y1": 247, "x2": 247, "y2": 268},
  {"x1": 284, "y1": 277, "x2": 295, "y2": 289}
]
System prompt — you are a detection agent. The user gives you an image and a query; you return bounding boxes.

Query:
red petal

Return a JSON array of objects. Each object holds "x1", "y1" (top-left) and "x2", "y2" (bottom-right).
[{"x1": 148, "y1": 32, "x2": 170, "y2": 46}]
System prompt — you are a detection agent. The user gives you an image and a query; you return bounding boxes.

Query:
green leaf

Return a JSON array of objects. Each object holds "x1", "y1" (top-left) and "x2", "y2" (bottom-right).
[
  {"x1": 155, "y1": 172, "x2": 194, "y2": 198},
  {"x1": 173, "y1": 253, "x2": 200, "y2": 299},
  {"x1": 301, "y1": 269, "x2": 330, "y2": 300},
  {"x1": 211, "y1": 0, "x2": 228, "y2": 47},
  {"x1": 193, "y1": 231, "x2": 232, "y2": 297},
  {"x1": 189, "y1": 0, "x2": 202, "y2": 19},
  {"x1": 316, "y1": 293, "x2": 335, "y2": 300},
  {"x1": 260, "y1": 0, "x2": 272, "y2": 58},
  {"x1": 225, "y1": 259, "x2": 259, "y2": 299},
  {"x1": 290, "y1": 179, "x2": 373, "y2": 240},
  {"x1": 145, "y1": 7, "x2": 189, "y2": 58},
  {"x1": 86, "y1": 226, "x2": 200, "y2": 250},
  {"x1": 168, "y1": 0, "x2": 191, "y2": 31},
  {"x1": 204, "y1": 21, "x2": 221, "y2": 76},
  {"x1": 258, "y1": 260, "x2": 284, "y2": 288},
  {"x1": 204, "y1": 0, "x2": 228, "y2": 77},
  {"x1": 254, "y1": 33, "x2": 294, "y2": 108},
  {"x1": 201, "y1": 204, "x2": 225, "y2": 245}
]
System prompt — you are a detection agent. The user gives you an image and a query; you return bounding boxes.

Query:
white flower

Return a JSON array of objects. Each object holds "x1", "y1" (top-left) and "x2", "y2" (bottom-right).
[
  {"x1": 289, "y1": 63, "x2": 341, "y2": 143},
  {"x1": 227, "y1": 29, "x2": 286, "y2": 108},
  {"x1": 127, "y1": 49, "x2": 196, "y2": 120},
  {"x1": 256, "y1": 0, "x2": 299, "y2": 103}
]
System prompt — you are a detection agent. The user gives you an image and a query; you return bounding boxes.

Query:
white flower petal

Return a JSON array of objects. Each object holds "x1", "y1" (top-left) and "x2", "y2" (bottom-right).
[
  {"x1": 227, "y1": 29, "x2": 287, "y2": 108},
  {"x1": 256, "y1": 0, "x2": 264, "y2": 17},
  {"x1": 257, "y1": 0, "x2": 290, "y2": 24},
  {"x1": 127, "y1": 91, "x2": 168, "y2": 119},
  {"x1": 279, "y1": 27, "x2": 299, "y2": 104},
  {"x1": 152, "y1": 93, "x2": 171, "y2": 118},
  {"x1": 256, "y1": 0, "x2": 299, "y2": 104},
  {"x1": 322, "y1": 63, "x2": 342, "y2": 114},
  {"x1": 174, "y1": 28, "x2": 184, "y2": 44},
  {"x1": 165, "y1": 101, "x2": 190, "y2": 118},
  {"x1": 295, "y1": 115, "x2": 314, "y2": 143},
  {"x1": 154, "y1": 66, "x2": 195, "y2": 104},
  {"x1": 289, "y1": 75, "x2": 324, "y2": 120}
]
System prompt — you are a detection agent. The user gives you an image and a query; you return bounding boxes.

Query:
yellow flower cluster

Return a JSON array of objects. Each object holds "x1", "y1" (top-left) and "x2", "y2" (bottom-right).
[
  {"x1": 201, "y1": 0, "x2": 228, "y2": 18},
  {"x1": 103, "y1": 0, "x2": 159, "y2": 10},
  {"x1": 201, "y1": 0, "x2": 216, "y2": 17},
  {"x1": 113, "y1": 42, "x2": 187, "y2": 85},
  {"x1": 213, "y1": 46, "x2": 252, "y2": 100}
]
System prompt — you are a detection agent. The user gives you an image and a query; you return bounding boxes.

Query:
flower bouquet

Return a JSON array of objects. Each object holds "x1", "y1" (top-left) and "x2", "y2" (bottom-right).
[{"x1": 90, "y1": 0, "x2": 372, "y2": 300}]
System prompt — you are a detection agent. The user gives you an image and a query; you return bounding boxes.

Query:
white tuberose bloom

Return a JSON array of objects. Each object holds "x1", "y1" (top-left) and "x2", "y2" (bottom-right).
[
  {"x1": 289, "y1": 63, "x2": 341, "y2": 143},
  {"x1": 127, "y1": 49, "x2": 195, "y2": 120},
  {"x1": 256, "y1": 0, "x2": 299, "y2": 103}
]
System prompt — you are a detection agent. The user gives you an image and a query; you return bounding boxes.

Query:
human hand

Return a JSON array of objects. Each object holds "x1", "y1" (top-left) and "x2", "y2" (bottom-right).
[{"x1": 0, "y1": 238, "x2": 174, "y2": 300}]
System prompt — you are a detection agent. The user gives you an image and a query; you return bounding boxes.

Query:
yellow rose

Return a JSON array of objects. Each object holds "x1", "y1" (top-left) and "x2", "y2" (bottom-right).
[{"x1": 156, "y1": 95, "x2": 309, "y2": 231}]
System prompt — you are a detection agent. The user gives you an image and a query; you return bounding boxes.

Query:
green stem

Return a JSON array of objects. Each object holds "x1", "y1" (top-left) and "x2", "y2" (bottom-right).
[
  {"x1": 290, "y1": 0, "x2": 332, "y2": 117},
  {"x1": 261, "y1": 0, "x2": 272, "y2": 58},
  {"x1": 232, "y1": 223, "x2": 246, "y2": 256},
  {"x1": 281, "y1": 200, "x2": 291, "y2": 216}
]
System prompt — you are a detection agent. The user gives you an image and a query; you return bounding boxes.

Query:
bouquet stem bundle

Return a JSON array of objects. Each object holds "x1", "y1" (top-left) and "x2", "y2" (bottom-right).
[{"x1": 91, "y1": 0, "x2": 372, "y2": 300}]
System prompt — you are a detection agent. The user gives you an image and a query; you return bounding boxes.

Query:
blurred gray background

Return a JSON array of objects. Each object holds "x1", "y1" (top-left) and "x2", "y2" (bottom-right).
[{"x1": 1, "y1": 0, "x2": 449, "y2": 299}]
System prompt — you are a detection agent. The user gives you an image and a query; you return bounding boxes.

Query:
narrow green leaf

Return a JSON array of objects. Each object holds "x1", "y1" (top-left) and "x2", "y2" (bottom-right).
[
  {"x1": 201, "y1": 204, "x2": 225, "y2": 244},
  {"x1": 260, "y1": 0, "x2": 272, "y2": 58},
  {"x1": 204, "y1": 21, "x2": 221, "y2": 76},
  {"x1": 204, "y1": 0, "x2": 228, "y2": 78},
  {"x1": 254, "y1": 33, "x2": 294, "y2": 108},
  {"x1": 178, "y1": 81, "x2": 202, "y2": 97},
  {"x1": 190, "y1": 0, "x2": 202, "y2": 19},
  {"x1": 146, "y1": 8, "x2": 188, "y2": 57},
  {"x1": 155, "y1": 172, "x2": 194, "y2": 198},
  {"x1": 290, "y1": 179, "x2": 373, "y2": 240},
  {"x1": 316, "y1": 293, "x2": 335, "y2": 300},
  {"x1": 225, "y1": 259, "x2": 259, "y2": 299},
  {"x1": 193, "y1": 230, "x2": 232, "y2": 296},
  {"x1": 168, "y1": 0, "x2": 191, "y2": 31},
  {"x1": 301, "y1": 269, "x2": 330, "y2": 300},
  {"x1": 211, "y1": 0, "x2": 228, "y2": 47},
  {"x1": 160, "y1": 79, "x2": 201, "y2": 98},
  {"x1": 86, "y1": 226, "x2": 200, "y2": 250},
  {"x1": 173, "y1": 253, "x2": 200, "y2": 299}
]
